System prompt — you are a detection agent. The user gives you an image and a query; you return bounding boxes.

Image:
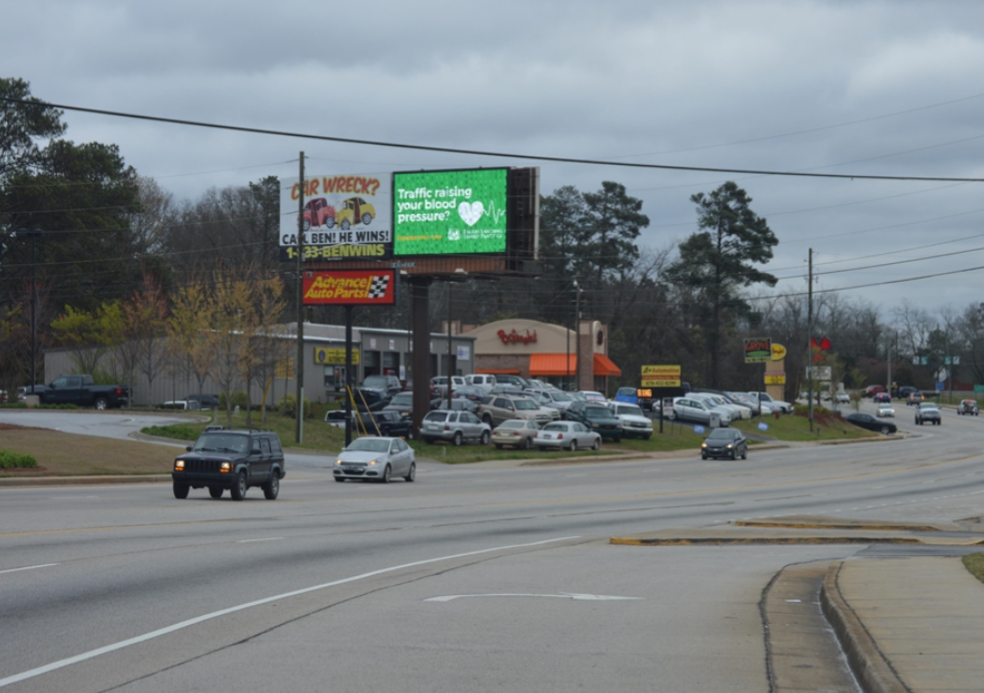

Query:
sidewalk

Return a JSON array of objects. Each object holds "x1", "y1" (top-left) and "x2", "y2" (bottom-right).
[{"x1": 823, "y1": 556, "x2": 984, "y2": 693}]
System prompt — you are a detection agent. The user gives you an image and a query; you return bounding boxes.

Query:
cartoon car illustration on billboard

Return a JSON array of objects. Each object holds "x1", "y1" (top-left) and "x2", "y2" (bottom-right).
[
  {"x1": 335, "y1": 197, "x2": 375, "y2": 229},
  {"x1": 302, "y1": 198, "x2": 336, "y2": 231}
]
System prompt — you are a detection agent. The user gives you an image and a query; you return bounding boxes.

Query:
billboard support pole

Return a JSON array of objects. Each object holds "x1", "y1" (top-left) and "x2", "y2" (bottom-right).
[
  {"x1": 411, "y1": 277, "x2": 432, "y2": 436},
  {"x1": 295, "y1": 152, "x2": 305, "y2": 444},
  {"x1": 807, "y1": 248, "x2": 814, "y2": 432},
  {"x1": 446, "y1": 282, "x2": 453, "y2": 407},
  {"x1": 345, "y1": 304, "x2": 354, "y2": 447}
]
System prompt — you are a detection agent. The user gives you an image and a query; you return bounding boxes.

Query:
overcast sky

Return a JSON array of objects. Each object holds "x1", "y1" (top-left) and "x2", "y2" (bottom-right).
[{"x1": 4, "y1": 0, "x2": 984, "y2": 317}]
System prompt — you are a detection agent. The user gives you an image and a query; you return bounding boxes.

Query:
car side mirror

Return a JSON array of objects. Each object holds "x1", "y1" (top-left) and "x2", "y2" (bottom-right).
[{"x1": 186, "y1": 445, "x2": 193, "y2": 452}]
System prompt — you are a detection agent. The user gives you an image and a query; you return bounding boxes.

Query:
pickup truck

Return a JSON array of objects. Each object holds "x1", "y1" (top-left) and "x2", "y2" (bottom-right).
[{"x1": 37, "y1": 374, "x2": 129, "y2": 409}]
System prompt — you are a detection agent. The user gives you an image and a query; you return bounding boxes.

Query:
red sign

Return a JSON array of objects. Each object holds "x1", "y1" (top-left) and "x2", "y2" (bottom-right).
[
  {"x1": 303, "y1": 270, "x2": 397, "y2": 305},
  {"x1": 497, "y1": 328, "x2": 537, "y2": 345}
]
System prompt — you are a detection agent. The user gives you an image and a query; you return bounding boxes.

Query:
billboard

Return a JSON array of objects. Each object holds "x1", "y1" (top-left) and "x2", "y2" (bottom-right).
[
  {"x1": 641, "y1": 364, "x2": 681, "y2": 388},
  {"x1": 392, "y1": 168, "x2": 508, "y2": 256},
  {"x1": 280, "y1": 174, "x2": 392, "y2": 261},
  {"x1": 744, "y1": 338, "x2": 772, "y2": 363},
  {"x1": 302, "y1": 270, "x2": 397, "y2": 305}
]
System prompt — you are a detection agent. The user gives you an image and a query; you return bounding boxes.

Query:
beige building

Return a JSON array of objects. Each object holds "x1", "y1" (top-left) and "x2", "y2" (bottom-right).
[{"x1": 463, "y1": 318, "x2": 621, "y2": 394}]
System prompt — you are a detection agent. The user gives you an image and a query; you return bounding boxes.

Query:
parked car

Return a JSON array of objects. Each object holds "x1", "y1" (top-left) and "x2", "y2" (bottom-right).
[
  {"x1": 845, "y1": 413, "x2": 897, "y2": 435},
  {"x1": 382, "y1": 391, "x2": 415, "y2": 418},
  {"x1": 667, "y1": 396, "x2": 733, "y2": 427},
  {"x1": 876, "y1": 404, "x2": 895, "y2": 418},
  {"x1": 614, "y1": 387, "x2": 639, "y2": 405},
  {"x1": 748, "y1": 392, "x2": 793, "y2": 414},
  {"x1": 915, "y1": 402, "x2": 942, "y2": 426},
  {"x1": 431, "y1": 398, "x2": 480, "y2": 414},
  {"x1": 420, "y1": 410, "x2": 491, "y2": 446},
  {"x1": 606, "y1": 402, "x2": 653, "y2": 439},
  {"x1": 351, "y1": 388, "x2": 390, "y2": 412},
  {"x1": 701, "y1": 428, "x2": 748, "y2": 460},
  {"x1": 537, "y1": 389, "x2": 576, "y2": 417},
  {"x1": 578, "y1": 390, "x2": 607, "y2": 403},
  {"x1": 727, "y1": 391, "x2": 771, "y2": 416},
  {"x1": 171, "y1": 428, "x2": 285, "y2": 500},
  {"x1": 454, "y1": 385, "x2": 492, "y2": 403},
  {"x1": 957, "y1": 399, "x2": 980, "y2": 416},
  {"x1": 361, "y1": 374, "x2": 402, "y2": 398},
  {"x1": 873, "y1": 392, "x2": 891, "y2": 404},
  {"x1": 333, "y1": 436, "x2": 415, "y2": 483},
  {"x1": 491, "y1": 419, "x2": 540, "y2": 450},
  {"x1": 523, "y1": 391, "x2": 563, "y2": 420},
  {"x1": 363, "y1": 410, "x2": 415, "y2": 438},
  {"x1": 430, "y1": 375, "x2": 466, "y2": 398},
  {"x1": 39, "y1": 374, "x2": 129, "y2": 410},
  {"x1": 691, "y1": 392, "x2": 750, "y2": 421},
  {"x1": 565, "y1": 401, "x2": 624, "y2": 441},
  {"x1": 492, "y1": 374, "x2": 529, "y2": 389},
  {"x1": 478, "y1": 395, "x2": 554, "y2": 427},
  {"x1": 534, "y1": 421, "x2": 601, "y2": 451},
  {"x1": 464, "y1": 374, "x2": 496, "y2": 393}
]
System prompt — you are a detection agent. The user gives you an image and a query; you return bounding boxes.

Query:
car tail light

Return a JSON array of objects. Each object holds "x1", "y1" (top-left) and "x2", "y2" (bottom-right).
[{"x1": 557, "y1": 433, "x2": 563, "y2": 439}]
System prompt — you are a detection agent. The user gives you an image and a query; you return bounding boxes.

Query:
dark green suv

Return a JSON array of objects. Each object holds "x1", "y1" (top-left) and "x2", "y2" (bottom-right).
[{"x1": 172, "y1": 428, "x2": 285, "y2": 501}]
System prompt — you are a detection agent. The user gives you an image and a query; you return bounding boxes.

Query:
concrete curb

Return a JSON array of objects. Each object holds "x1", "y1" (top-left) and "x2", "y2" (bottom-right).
[
  {"x1": 819, "y1": 562, "x2": 908, "y2": 693},
  {"x1": 0, "y1": 475, "x2": 170, "y2": 487}
]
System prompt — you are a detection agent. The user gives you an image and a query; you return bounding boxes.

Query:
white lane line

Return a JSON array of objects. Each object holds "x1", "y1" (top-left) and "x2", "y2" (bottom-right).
[
  {"x1": 0, "y1": 535, "x2": 579, "y2": 688},
  {"x1": 236, "y1": 537, "x2": 284, "y2": 544},
  {"x1": 0, "y1": 563, "x2": 57, "y2": 576},
  {"x1": 426, "y1": 592, "x2": 643, "y2": 602}
]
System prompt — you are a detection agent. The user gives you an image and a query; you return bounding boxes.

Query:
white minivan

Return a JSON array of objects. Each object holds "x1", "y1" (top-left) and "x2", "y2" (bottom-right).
[{"x1": 465, "y1": 374, "x2": 496, "y2": 393}]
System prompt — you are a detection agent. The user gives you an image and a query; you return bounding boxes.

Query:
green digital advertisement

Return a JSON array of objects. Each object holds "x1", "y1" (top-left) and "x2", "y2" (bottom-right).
[{"x1": 393, "y1": 168, "x2": 508, "y2": 256}]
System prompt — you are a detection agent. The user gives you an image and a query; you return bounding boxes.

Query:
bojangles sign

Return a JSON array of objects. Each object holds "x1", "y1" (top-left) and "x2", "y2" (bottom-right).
[{"x1": 497, "y1": 328, "x2": 537, "y2": 345}]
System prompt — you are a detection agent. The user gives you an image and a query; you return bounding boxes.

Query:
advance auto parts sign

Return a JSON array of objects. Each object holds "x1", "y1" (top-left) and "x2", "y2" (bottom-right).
[
  {"x1": 303, "y1": 270, "x2": 397, "y2": 305},
  {"x1": 393, "y1": 168, "x2": 508, "y2": 256},
  {"x1": 280, "y1": 174, "x2": 392, "y2": 261}
]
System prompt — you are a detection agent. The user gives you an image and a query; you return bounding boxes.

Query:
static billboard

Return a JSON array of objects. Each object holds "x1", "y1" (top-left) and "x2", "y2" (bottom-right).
[
  {"x1": 392, "y1": 168, "x2": 508, "y2": 256},
  {"x1": 280, "y1": 174, "x2": 392, "y2": 261},
  {"x1": 302, "y1": 270, "x2": 397, "y2": 305}
]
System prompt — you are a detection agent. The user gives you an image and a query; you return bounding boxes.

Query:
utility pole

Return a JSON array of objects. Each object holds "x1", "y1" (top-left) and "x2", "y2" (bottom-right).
[
  {"x1": 574, "y1": 280, "x2": 582, "y2": 391},
  {"x1": 807, "y1": 248, "x2": 814, "y2": 432},
  {"x1": 295, "y1": 152, "x2": 305, "y2": 444}
]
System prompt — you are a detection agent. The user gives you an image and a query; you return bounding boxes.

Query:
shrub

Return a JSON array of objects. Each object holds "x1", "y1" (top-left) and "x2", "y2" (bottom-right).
[
  {"x1": 279, "y1": 393, "x2": 315, "y2": 419},
  {"x1": 0, "y1": 450, "x2": 38, "y2": 469}
]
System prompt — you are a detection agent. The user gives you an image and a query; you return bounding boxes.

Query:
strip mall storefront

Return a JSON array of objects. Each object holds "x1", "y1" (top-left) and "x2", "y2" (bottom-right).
[{"x1": 464, "y1": 318, "x2": 621, "y2": 394}]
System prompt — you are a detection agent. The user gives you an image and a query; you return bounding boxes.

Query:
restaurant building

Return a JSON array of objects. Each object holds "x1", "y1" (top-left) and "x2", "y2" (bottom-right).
[{"x1": 463, "y1": 318, "x2": 622, "y2": 394}]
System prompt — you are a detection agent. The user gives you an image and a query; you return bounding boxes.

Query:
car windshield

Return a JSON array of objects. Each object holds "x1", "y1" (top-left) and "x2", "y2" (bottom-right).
[
  {"x1": 617, "y1": 405, "x2": 645, "y2": 417},
  {"x1": 498, "y1": 420, "x2": 525, "y2": 429},
  {"x1": 193, "y1": 434, "x2": 248, "y2": 454},
  {"x1": 586, "y1": 406, "x2": 615, "y2": 419},
  {"x1": 391, "y1": 393, "x2": 413, "y2": 405},
  {"x1": 543, "y1": 423, "x2": 567, "y2": 432},
  {"x1": 424, "y1": 411, "x2": 448, "y2": 422},
  {"x1": 549, "y1": 392, "x2": 572, "y2": 402},
  {"x1": 514, "y1": 399, "x2": 537, "y2": 410},
  {"x1": 346, "y1": 439, "x2": 391, "y2": 453},
  {"x1": 707, "y1": 429, "x2": 738, "y2": 440},
  {"x1": 363, "y1": 377, "x2": 389, "y2": 387},
  {"x1": 920, "y1": 403, "x2": 939, "y2": 410}
]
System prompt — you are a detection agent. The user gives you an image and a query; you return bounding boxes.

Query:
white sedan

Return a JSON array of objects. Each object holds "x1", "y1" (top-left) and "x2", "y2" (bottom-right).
[
  {"x1": 534, "y1": 421, "x2": 601, "y2": 451},
  {"x1": 333, "y1": 437, "x2": 415, "y2": 483}
]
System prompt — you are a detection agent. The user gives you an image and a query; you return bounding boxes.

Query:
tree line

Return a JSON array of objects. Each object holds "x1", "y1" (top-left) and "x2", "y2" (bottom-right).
[{"x1": 2, "y1": 76, "x2": 982, "y2": 403}]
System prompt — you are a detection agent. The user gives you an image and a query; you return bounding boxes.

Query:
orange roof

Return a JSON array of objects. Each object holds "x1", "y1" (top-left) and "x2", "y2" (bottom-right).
[
  {"x1": 529, "y1": 353, "x2": 577, "y2": 376},
  {"x1": 593, "y1": 353, "x2": 622, "y2": 377}
]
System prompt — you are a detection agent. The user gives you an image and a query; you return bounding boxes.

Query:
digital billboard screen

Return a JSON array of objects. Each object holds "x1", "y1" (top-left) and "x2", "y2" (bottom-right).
[{"x1": 392, "y1": 168, "x2": 508, "y2": 256}]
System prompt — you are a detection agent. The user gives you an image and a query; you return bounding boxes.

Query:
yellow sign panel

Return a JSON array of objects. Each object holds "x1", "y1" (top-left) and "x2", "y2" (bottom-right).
[
  {"x1": 642, "y1": 378, "x2": 681, "y2": 388},
  {"x1": 771, "y1": 343, "x2": 787, "y2": 361},
  {"x1": 642, "y1": 365, "x2": 681, "y2": 376},
  {"x1": 764, "y1": 372, "x2": 786, "y2": 385},
  {"x1": 314, "y1": 347, "x2": 360, "y2": 365}
]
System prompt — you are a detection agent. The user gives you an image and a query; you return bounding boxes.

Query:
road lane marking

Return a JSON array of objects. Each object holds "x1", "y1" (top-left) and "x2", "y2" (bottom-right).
[
  {"x1": 425, "y1": 592, "x2": 643, "y2": 602},
  {"x1": 0, "y1": 535, "x2": 580, "y2": 689},
  {"x1": 0, "y1": 563, "x2": 57, "y2": 575},
  {"x1": 236, "y1": 537, "x2": 284, "y2": 543}
]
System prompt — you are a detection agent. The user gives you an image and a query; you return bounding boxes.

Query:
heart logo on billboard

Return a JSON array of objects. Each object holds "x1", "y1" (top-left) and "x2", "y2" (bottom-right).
[{"x1": 458, "y1": 201, "x2": 484, "y2": 227}]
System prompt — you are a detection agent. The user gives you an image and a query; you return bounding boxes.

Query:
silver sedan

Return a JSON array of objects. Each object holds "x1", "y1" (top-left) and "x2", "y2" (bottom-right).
[
  {"x1": 333, "y1": 437, "x2": 415, "y2": 483},
  {"x1": 533, "y1": 421, "x2": 601, "y2": 452}
]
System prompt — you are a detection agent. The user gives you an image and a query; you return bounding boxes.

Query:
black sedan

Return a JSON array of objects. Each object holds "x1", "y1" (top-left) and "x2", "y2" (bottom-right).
[
  {"x1": 701, "y1": 427, "x2": 748, "y2": 460},
  {"x1": 366, "y1": 410, "x2": 414, "y2": 438},
  {"x1": 845, "y1": 413, "x2": 897, "y2": 435}
]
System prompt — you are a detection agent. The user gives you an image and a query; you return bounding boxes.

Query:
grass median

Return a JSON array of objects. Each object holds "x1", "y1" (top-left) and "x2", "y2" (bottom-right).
[{"x1": 0, "y1": 407, "x2": 878, "y2": 477}]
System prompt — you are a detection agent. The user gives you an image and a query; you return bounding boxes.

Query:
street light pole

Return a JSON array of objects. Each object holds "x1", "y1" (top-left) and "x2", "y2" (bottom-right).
[
  {"x1": 573, "y1": 280, "x2": 582, "y2": 392},
  {"x1": 15, "y1": 229, "x2": 42, "y2": 394}
]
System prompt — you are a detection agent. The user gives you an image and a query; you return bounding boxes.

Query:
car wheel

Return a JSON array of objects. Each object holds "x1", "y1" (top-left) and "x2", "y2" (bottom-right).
[
  {"x1": 453, "y1": 431, "x2": 463, "y2": 446},
  {"x1": 730, "y1": 450, "x2": 736, "y2": 460},
  {"x1": 480, "y1": 431, "x2": 490, "y2": 446},
  {"x1": 94, "y1": 397, "x2": 108, "y2": 411},
  {"x1": 208, "y1": 486, "x2": 223, "y2": 499},
  {"x1": 881, "y1": 426, "x2": 891, "y2": 435},
  {"x1": 380, "y1": 464, "x2": 391, "y2": 484},
  {"x1": 341, "y1": 219, "x2": 350, "y2": 230},
  {"x1": 701, "y1": 453, "x2": 707, "y2": 460},
  {"x1": 741, "y1": 449, "x2": 747, "y2": 460},
  {"x1": 569, "y1": 439, "x2": 578, "y2": 451},
  {"x1": 173, "y1": 481, "x2": 190, "y2": 499},
  {"x1": 667, "y1": 410, "x2": 677, "y2": 420},
  {"x1": 406, "y1": 428, "x2": 414, "y2": 440},
  {"x1": 404, "y1": 462, "x2": 416, "y2": 482},
  {"x1": 230, "y1": 472, "x2": 247, "y2": 501},
  {"x1": 263, "y1": 473, "x2": 280, "y2": 500},
  {"x1": 302, "y1": 219, "x2": 311, "y2": 232},
  {"x1": 592, "y1": 438, "x2": 600, "y2": 451},
  {"x1": 334, "y1": 476, "x2": 346, "y2": 483},
  {"x1": 362, "y1": 213, "x2": 373, "y2": 225}
]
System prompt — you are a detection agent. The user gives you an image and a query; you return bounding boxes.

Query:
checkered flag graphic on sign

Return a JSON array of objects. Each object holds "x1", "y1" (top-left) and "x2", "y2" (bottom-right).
[{"x1": 367, "y1": 274, "x2": 390, "y2": 299}]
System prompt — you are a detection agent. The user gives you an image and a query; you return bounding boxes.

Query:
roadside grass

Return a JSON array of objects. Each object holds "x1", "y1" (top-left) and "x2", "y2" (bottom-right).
[
  {"x1": 0, "y1": 427, "x2": 176, "y2": 476},
  {"x1": 962, "y1": 553, "x2": 984, "y2": 585},
  {"x1": 734, "y1": 412, "x2": 878, "y2": 442}
]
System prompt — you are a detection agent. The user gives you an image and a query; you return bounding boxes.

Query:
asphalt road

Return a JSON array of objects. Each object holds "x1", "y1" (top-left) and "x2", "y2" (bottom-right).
[{"x1": 1, "y1": 402, "x2": 981, "y2": 692}]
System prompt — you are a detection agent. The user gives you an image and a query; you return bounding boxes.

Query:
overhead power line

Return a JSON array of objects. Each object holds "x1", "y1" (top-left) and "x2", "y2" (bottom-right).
[{"x1": 2, "y1": 96, "x2": 983, "y2": 183}]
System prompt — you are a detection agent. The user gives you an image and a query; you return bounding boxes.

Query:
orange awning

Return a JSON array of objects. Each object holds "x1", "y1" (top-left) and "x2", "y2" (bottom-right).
[
  {"x1": 593, "y1": 353, "x2": 622, "y2": 377},
  {"x1": 529, "y1": 354, "x2": 577, "y2": 377},
  {"x1": 475, "y1": 368, "x2": 521, "y2": 375}
]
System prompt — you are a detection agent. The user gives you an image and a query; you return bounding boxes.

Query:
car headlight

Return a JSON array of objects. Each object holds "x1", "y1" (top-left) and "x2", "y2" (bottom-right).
[
  {"x1": 701, "y1": 443, "x2": 707, "y2": 448},
  {"x1": 220, "y1": 462, "x2": 231, "y2": 472},
  {"x1": 368, "y1": 459, "x2": 378, "y2": 466},
  {"x1": 174, "y1": 460, "x2": 185, "y2": 471},
  {"x1": 336, "y1": 459, "x2": 343, "y2": 465},
  {"x1": 725, "y1": 444, "x2": 733, "y2": 449}
]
